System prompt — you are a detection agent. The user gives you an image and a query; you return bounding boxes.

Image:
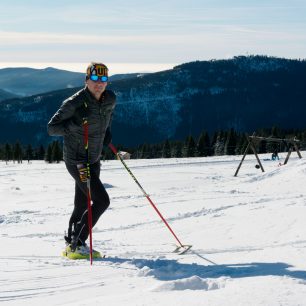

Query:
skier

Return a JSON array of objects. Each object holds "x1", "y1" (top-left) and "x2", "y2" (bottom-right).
[
  {"x1": 271, "y1": 149, "x2": 279, "y2": 161},
  {"x1": 47, "y1": 62, "x2": 116, "y2": 258}
]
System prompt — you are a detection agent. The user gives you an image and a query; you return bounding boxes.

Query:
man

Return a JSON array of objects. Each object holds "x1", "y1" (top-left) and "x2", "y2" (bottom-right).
[{"x1": 48, "y1": 62, "x2": 116, "y2": 257}]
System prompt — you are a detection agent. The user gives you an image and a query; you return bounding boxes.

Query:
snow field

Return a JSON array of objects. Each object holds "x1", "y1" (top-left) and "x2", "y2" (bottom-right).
[{"x1": 1, "y1": 152, "x2": 306, "y2": 305}]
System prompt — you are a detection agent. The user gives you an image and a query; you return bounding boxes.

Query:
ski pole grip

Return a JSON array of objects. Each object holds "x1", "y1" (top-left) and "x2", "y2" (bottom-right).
[{"x1": 108, "y1": 143, "x2": 118, "y2": 154}]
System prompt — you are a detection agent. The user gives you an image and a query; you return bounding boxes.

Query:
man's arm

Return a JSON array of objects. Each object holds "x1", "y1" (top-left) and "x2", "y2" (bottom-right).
[{"x1": 47, "y1": 98, "x2": 79, "y2": 136}]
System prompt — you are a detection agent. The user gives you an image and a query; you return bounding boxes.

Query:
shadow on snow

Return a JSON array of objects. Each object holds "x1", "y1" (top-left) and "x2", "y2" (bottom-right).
[{"x1": 97, "y1": 257, "x2": 306, "y2": 282}]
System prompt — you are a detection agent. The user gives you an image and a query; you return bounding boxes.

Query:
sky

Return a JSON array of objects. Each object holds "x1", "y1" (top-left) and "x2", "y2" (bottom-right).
[{"x1": 0, "y1": 0, "x2": 306, "y2": 74}]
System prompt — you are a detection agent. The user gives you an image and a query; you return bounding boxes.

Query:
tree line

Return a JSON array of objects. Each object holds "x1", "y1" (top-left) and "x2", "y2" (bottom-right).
[
  {"x1": 1, "y1": 126, "x2": 306, "y2": 163},
  {"x1": 107, "y1": 126, "x2": 306, "y2": 160},
  {"x1": 0, "y1": 141, "x2": 62, "y2": 164}
]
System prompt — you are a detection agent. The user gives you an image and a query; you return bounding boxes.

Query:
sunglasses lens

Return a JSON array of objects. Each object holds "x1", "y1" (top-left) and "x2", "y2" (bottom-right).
[
  {"x1": 89, "y1": 75, "x2": 108, "y2": 82},
  {"x1": 90, "y1": 75, "x2": 99, "y2": 81}
]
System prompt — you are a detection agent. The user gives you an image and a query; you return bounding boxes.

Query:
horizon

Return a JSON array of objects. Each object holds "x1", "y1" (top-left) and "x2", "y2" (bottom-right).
[
  {"x1": 0, "y1": 62, "x2": 178, "y2": 75},
  {"x1": 0, "y1": 53, "x2": 305, "y2": 75}
]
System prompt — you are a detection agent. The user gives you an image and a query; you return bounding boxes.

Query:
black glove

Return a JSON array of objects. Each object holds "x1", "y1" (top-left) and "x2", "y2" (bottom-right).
[{"x1": 103, "y1": 127, "x2": 112, "y2": 147}]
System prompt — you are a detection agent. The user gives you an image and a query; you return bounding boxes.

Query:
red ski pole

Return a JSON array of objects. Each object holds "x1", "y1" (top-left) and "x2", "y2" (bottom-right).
[
  {"x1": 83, "y1": 119, "x2": 93, "y2": 265},
  {"x1": 109, "y1": 143, "x2": 191, "y2": 254}
]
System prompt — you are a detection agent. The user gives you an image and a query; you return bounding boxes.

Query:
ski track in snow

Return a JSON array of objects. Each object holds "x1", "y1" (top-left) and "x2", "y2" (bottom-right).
[{"x1": 1, "y1": 155, "x2": 306, "y2": 305}]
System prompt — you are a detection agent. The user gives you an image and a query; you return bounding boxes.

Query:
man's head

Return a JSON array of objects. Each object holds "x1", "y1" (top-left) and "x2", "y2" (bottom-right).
[
  {"x1": 85, "y1": 62, "x2": 108, "y2": 99},
  {"x1": 86, "y1": 62, "x2": 108, "y2": 81}
]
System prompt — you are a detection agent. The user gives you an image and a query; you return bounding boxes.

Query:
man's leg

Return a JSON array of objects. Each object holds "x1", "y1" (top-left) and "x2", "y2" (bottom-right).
[
  {"x1": 65, "y1": 163, "x2": 87, "y2": 243},
  {"x1": 65, "y1": 162, "x2": 110, "y2": 246},
  {"x1": 76, "y1": 162, "x2": 110, "y2": 243},
  {"x1": 67, "y1": 182, "x2": 87, "y2": 240}
]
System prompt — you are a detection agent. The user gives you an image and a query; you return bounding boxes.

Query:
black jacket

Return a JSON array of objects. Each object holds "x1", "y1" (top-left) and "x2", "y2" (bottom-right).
[{"x1": 47, "y1": 87, "x2": 116, "y2": 165}]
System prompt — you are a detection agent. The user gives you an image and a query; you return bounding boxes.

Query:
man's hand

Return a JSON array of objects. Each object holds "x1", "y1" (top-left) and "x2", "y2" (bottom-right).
[{"x1": 77, "y1": 164, "x2": 88, "y2": 182}]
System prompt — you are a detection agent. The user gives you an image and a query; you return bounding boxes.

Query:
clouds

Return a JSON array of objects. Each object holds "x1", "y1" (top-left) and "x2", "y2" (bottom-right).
[{"x1": 1, "y1": 0, "x2": 305, "y2": 67}]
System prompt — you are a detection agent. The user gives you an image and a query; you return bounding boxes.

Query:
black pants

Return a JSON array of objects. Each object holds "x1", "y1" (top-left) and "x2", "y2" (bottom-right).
[{"x1": 65, "y1": 161, "x2": 110, "y2": 244}]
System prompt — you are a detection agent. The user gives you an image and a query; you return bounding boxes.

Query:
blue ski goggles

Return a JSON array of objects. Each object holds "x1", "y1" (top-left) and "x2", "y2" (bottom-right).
[{"x1": 89, "y1": 75, "x2": 108, "y2": 82}]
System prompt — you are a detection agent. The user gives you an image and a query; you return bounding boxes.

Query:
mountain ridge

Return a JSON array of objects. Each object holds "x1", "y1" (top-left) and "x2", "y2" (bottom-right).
[
  {"x1": 0, "y1": 67, "x2": 147, "y2": 97},
  {"x1": 0, "y1": 55, "x2": 305, "y2": 146}
]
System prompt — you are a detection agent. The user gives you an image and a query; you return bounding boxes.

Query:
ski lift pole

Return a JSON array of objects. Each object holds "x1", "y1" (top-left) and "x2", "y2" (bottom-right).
[{"x1": 108, "y1": 143, "x2": 191, "y2": 254}]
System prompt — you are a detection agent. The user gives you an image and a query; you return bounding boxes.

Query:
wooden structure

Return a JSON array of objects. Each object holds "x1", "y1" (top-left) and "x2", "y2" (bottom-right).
[{"x1": 234, "y1": 133, "x2": 302, "y2": 177}]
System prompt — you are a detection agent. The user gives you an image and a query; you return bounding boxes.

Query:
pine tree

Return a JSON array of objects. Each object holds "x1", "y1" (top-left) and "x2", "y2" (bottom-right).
[
  {"x1": 139, "y1": 143, "x2": 150, "y2": 159},
  {"x1": 210, "y1": 131, "x2": 218, "y2": 155},
  {"x1": 214, "y1": 131, "x2": 225, "y2": 156},
  {"x1": 4, "y1": 143, "x2": 12, "y2": 163},
  {"x1": 162, "y1": 139, "x2": 171, "y2": 158},
  {"x1": 45, "y1": 143, "x2": 53, "y2": 163},
  {"x1": 182, "y1": 136, "x2": 197, "y2": 157},
  {"x1": 258, "y1": 139, "x2": 267, "y2": 154},
  {"x1": 37, "y1": 145, "x2": 45, "y2": 160},
  {"x1": 145, "y1": 144, "x2": 153, "y2": 159},
  {"x1": 235, "y1": 134, "x2": 248, "y2": 155},
  {"x1": 224, "y1": 128, "x2": 237, "y2": 155},
  {"x1": 197, "y1": 131, "x2": 210, "y2": 157},
  {"x1": 150, "y1": 143, "x2": 160, "y2": 159},
  {"x1": 270, "y1": 126, "x2": 281, "y2": 138},
  {"x1": 26, "y1": 144, "x2": 34, "y2": 163},
  {"x1": 171, "y1": 141, "x2": 183, "y2": 158},
  {"x1": 13, "y1": 141, "x2": 23, "y2": 164},
  {"x1": 267, "y1": 126, "x2": 281, "y2": 153},
  {"x1": 135, "y1": 145, "x2": 142, "y2": 159},
  {"x1": 51, "y1": 141, "x2": 62, "y2": 163}
]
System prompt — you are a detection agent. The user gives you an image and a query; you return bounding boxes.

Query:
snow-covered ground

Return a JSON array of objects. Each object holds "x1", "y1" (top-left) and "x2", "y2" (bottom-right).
[{"x1": 1, "y1": 152, "x2": 306, "y2": 305}]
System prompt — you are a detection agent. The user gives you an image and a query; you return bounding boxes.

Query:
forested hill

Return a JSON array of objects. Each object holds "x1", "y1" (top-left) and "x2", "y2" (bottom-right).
[
  {"x1": 0, "y1": 88, "x2": 19, "y2": 101},
  {"x1": 0, "y1": 55, "x2": 305, "y2": 146},
  {"x1": 0, "y1": 67, "x2": 85, "y2": 96}
]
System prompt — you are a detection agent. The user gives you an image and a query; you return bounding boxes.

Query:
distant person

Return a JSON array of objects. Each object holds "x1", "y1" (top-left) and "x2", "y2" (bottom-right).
[
  {"x1": 47, "y1": 62, "x2": 116, "y2": 258},
  {"x1": 271, "y1": 149, "x2": 279, "y2": 161}
]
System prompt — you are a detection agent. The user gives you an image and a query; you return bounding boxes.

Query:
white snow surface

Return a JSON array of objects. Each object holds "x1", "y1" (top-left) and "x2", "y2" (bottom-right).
[{"x1": 1, "y1": 153, "x2": 306, "y2": 305}]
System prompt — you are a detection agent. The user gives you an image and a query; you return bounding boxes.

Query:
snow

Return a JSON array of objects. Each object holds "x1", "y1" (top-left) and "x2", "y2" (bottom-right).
[{"x1": 1, "y1": 152, "x2": 306, "y2": 305}]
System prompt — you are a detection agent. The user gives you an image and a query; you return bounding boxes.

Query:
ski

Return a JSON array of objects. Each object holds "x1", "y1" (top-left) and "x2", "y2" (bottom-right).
[{"x1": 62, "y1": 245, "x2": 105, "y2": 260}]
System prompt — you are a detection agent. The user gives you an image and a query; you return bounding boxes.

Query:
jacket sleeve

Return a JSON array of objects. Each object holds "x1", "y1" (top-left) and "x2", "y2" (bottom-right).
[{"x1": 47, "y1": 98, "x2": 79, "y2": 136}]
